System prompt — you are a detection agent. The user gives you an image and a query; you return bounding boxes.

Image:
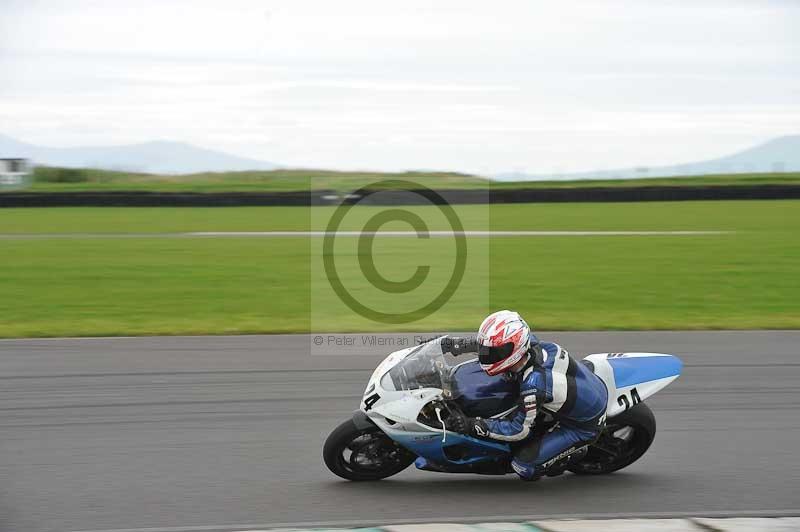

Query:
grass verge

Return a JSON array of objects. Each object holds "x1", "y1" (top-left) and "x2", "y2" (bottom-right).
[{"x1": 0, "y1": 200, "x2": 797, "y2": 337}]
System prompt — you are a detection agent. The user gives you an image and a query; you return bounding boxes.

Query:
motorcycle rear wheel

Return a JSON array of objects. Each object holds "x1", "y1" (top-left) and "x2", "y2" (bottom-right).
[
  {"x1": 568, "y1": 402, "x2": 656, "y2": 475},
  {"x1": 323, "y1": 419, "x2": 416, "y2": 481}
]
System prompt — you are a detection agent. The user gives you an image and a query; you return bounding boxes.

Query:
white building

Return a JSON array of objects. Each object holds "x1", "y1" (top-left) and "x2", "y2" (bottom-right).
[{"x1": 0, "y1": 158, "x2": 31, "y2": 187}]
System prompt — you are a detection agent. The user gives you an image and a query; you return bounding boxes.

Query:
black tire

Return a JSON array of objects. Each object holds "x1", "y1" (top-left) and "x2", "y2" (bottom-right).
[
  {"x1": 323, "y1": 419, "x2": 416, "y2": 481},
  {"x1": 568, "y1": 403, "x2": 656, "y2": 475}
]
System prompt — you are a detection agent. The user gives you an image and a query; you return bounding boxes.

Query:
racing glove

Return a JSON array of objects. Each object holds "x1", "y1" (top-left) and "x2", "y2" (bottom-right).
[{"x1": 446, "y1": 409, "x2": 490, "y2": 439}]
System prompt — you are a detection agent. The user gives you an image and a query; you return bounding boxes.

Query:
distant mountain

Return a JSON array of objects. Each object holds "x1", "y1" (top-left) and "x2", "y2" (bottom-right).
[
  {"x1": 495, "y1": 136, "x2": 800, "y2": 181},
  {"x1": 3, "y1": 133, "x2": 798, "y2": 180},
  {"x1": 0, "y1": 134, "x2": 278, "y2": 174}
]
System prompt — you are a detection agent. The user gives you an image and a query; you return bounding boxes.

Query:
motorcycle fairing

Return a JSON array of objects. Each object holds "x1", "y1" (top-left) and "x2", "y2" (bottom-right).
[
  {"x1": 383, "y1": 426, "x2": 510, "y2": 465},
  {"x1": 583, "y1": 352, "x2": 683, "y2": 418},
  {"x1": 361, "y1": 343, "x2": 511, "y2": 467}
]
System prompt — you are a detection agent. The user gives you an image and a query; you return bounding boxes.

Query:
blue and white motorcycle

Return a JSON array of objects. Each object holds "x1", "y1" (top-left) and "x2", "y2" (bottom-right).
[{"x1": 324, "y1": 337, "x2": 682, "y2": 481}]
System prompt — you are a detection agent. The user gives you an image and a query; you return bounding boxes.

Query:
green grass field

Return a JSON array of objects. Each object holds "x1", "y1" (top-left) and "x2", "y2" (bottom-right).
[
  {"x1": 13, "y1": 166, "x2": 800, "y2": 193},
  {"x1": 1, "y1": 200, "x2": 798, "y2": 337}
]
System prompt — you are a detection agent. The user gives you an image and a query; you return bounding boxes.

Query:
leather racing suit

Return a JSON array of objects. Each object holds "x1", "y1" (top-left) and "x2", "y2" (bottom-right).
[{"x1": 445, "y1": 338, "x2": 609, "y2": 480}]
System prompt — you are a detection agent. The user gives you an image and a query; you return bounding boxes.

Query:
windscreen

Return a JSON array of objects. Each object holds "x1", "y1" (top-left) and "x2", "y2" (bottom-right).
[{"x1": 380, "y1": 338, "x2": 463, "y2": 396}]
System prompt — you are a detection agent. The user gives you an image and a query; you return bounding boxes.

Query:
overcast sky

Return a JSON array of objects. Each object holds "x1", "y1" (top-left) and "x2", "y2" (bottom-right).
[{"x1": 1, "y1": 0, "x2": 798, "y2": 174}]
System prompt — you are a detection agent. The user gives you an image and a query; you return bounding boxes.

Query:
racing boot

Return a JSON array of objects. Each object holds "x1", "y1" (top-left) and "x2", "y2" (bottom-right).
[{"x1": 544, "y1": 445, "x2": 589, "y2": 477}]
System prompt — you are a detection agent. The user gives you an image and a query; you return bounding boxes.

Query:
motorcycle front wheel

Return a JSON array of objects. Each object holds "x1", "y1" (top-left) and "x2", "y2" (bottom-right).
[{"x1": 323, "y1": 419, "x2": 416, "y2": 481}]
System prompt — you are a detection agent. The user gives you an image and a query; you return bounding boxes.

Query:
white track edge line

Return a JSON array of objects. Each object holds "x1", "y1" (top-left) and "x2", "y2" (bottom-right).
[{"x1": 0, "y1": 230, "x2": 735, "y2": 239}]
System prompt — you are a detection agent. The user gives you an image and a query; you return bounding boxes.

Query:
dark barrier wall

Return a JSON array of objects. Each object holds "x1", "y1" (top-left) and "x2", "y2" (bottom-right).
[
  {"x1": 1, "y1": 185, "x2": 799, "y2": 207},
  {"x1": 0, "y1": 191, "x2": 322, "y2": 207},
  {"x1": 356, "y1": 185, "x2": 800, "y2": 205},
  {"x1": 487, "y1": 185, "x2": 800, "y2": 203}
]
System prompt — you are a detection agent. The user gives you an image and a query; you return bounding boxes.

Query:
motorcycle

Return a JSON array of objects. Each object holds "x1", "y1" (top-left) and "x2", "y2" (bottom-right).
[{"x1": 323, "y1": 336, "x2": 682, "y2": 480}]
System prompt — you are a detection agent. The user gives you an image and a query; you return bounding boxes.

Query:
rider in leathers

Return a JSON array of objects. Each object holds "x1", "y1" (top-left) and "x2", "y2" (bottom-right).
[{"x1": 440, "y1": 310, "x2": 609, "y2": 480}]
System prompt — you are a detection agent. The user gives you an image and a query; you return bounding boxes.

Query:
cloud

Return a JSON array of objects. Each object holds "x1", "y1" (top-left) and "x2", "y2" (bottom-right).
[{"x1": 0, "y1": 0, "x2": 798, "y2": 173}]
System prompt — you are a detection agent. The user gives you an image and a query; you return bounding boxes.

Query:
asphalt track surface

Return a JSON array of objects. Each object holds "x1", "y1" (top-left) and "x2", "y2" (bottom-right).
[{"x1": 1, "y1": 332, "x2": 798, "y2": 532}]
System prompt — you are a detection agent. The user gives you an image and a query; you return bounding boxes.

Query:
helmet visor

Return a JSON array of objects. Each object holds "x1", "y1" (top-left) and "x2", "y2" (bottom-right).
[{"x1": 478, "y1": 342, "x2": 515, "y2": 366}]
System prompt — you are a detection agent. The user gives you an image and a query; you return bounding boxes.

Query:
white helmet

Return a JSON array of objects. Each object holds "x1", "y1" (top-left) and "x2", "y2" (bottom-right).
[{"x1": 476, "y1": 310, "x2": 532, "y2": 376}]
